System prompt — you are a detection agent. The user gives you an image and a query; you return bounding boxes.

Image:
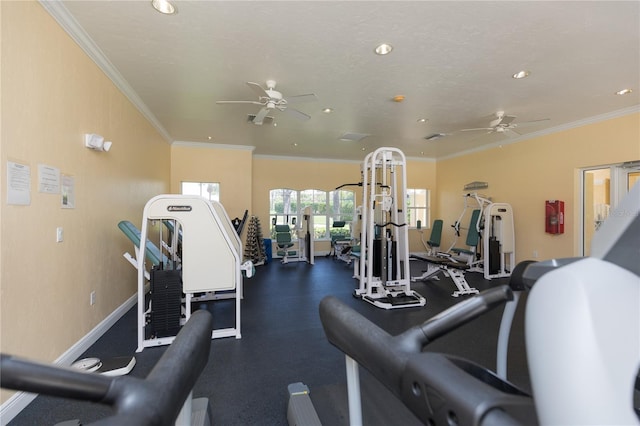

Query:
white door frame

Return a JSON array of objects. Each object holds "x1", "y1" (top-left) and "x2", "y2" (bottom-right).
[{"x1": 580, "y1": 161, "x2": 640, "y2": 256}]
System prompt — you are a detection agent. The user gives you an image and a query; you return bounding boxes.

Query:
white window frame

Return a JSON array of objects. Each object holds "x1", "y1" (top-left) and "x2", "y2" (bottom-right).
[
  {"x1": 406, "y1": 188, "x2": 430, "y2": 229},
  {"x1": 269, "y1": 188, "x2": 355, "y2": 240},
  {"x1": 181, "y1": 181, "x2": 220, "y2": 202}
]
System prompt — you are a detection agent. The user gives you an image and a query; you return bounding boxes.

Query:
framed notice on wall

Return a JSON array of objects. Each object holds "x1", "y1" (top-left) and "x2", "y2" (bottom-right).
[
  {"x1": 61, "y1": 174, "x2": 76, "y2": 209},
  {"x1": 7, "y1": 160, "x2": 31, "y2": 205},
  {"x1": 38, "y1": 164, "x2": 61, "y2": 194}
]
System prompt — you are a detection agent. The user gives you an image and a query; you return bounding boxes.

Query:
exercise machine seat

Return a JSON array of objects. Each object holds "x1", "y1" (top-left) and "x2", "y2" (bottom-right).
[
  {"x1": 427, "y1": 219, "x2": 443, "y2": 251},
  {"x1": 275, "y1": 224, "x2": 296, "y2": 255},
  {"x1": 451, "y1": 209, "x2": 481, "y2": 256}
]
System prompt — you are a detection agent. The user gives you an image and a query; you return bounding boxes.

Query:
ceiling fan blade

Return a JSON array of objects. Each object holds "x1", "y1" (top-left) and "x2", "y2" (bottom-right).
[
  {"x1": 246, "y1": 82, "x2": 269, "y2": 99},
  {"x1": 499, "y1": 115, "x2": 517, "y2": 125},
  {"x1": 515, "y1": 118, "x2": 551, "y2": 127},
  {"x1": 283, "y1": 107, "x2": 311, "y2": 121},
  {"x1": 216, "y1": 100, "x2": 264, "y2": 105},
  {"x1": 253, "y1": 107, "x2": 270, "y2": 125},
  {"x1": 460, "y1": 127, "x2": 494, "y2": 132},
  {"x1": 286, "y1": 94, "x2": 318, "y2": 104}
]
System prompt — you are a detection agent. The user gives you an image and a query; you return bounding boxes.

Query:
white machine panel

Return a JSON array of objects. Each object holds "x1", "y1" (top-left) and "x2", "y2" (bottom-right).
[{"x1": 144, "y1": 195, "x2": 238, "y2": 293}]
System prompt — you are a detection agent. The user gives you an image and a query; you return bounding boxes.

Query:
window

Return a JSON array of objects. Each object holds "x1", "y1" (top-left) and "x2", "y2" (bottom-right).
[
  {"x1": 269, "y1": 188, "x2": 355, "y2": 240},
  {"x1": 181, "y1": 181, "x2": 220, "y2": 202},
  {"x1": 329, "y1": 189, "x2": 355, "y2": 240},
  {"x1": 269, "y1": 188, "x2": 298, "y2": 233},
  {"x1": 268, "y1": 188, "x2": 424, "y2": 236},
  {"x1": 406, "y1": 188, "x2": 430, "y2": 229},
  {"x1": 300, "y1": 189, "x2": 328, "y2": 239}
]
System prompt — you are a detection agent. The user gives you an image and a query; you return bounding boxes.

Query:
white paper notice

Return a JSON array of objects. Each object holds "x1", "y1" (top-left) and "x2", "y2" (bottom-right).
[
  {"x1": 38, "y1": 164, "x2": 61, "y2": 194},
  {"x1": 7, "y1": 161, "x2": 31, "y2": 205},
  {"x1": 61, "y1": 174, "x2": 76, "y2": 209}
]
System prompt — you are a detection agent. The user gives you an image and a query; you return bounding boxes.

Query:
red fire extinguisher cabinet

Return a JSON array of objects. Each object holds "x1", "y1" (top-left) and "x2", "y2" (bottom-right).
[{"x1": 545, "y1": 200, "x2": 564, "y2": 234}]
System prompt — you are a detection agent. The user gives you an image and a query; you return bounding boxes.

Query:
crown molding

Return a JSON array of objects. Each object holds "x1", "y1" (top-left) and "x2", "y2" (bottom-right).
[
  {"x1": 172, "y1": 141, "x2": 256, "y2": 151},
  {"x1": 253, "y1": 154, "x2": 362, "y2": 164},
  {"x1": 39, "y1": 0, "x2": 173, "y2": 143},
  {"x1": 439, "y1": 105, "x2": 640, "y2": 161}
]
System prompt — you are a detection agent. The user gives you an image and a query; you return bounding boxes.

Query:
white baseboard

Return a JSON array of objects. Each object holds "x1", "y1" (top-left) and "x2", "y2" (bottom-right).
[{"x1": 0, "y1": 293, "x2": 137, "y2": 425}]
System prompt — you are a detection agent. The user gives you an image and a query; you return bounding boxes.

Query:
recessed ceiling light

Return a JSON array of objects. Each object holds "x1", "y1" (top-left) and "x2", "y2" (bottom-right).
[
  {"x1": 151, "y1": 0, "x2": 176, "y2": 14},
  {"x1": 392, "y1": 95, "x2": 405, "y2": 103},
  {"x1": 207, "y1": 136, "x2": 212, "y2": 140},
  {"x1": 615, "y1": 88, "x2": 633, "y2": 95},
  {"x1": 322, "y1": 108, "x2": 333, "y2": 113},
  {"x1": 291, "y1": 142, "x2": 298, "y2": 147},
  {"x1": 417, "y1": 118, "x2": 428, "y2": 123},
  {"x1": 512, "y1": 70, "x2": 530, "y2": 79},
  {"x1": 375, "y1": 43, "x2": 393, "y2": 55}
]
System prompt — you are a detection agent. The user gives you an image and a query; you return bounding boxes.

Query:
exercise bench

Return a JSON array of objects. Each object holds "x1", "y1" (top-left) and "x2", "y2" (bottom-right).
[{"x1": 411, "y1": 253, "x2": 479, "y2": 297}]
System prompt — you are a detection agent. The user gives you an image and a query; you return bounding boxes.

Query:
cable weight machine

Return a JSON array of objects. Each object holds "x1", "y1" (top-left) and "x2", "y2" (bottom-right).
[{"x1": 354, "y1": 148, "x2": 426, "y2": 309}]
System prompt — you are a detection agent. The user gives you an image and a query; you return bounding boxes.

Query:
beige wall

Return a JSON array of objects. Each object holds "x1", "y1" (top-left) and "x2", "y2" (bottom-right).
[
  {"x1": 170, "y1": 143, "x2": 254, "y2": 224},
  {"x1": 435, "y1": 112, "x2": 640, "y2": 263},
  {"x1": 0, "y1": 1, "x2": 170, "y2": 404}
]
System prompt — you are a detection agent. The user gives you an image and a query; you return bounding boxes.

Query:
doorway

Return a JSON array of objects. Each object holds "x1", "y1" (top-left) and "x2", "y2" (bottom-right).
[{"x1": 582, "y1": 161, "x2": 640, "y2": 256}]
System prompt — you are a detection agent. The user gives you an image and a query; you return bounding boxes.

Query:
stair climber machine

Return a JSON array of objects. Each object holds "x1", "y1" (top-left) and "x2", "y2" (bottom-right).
[{"x1": 354, "y1": 147, "x2": 426, "y2": 309}]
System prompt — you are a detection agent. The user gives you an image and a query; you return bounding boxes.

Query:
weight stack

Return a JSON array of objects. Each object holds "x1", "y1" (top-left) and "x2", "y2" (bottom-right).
[
  {"x1": 150, "y1": 266, "x2": 182, "y2": 338},
  {"x1": 489, "y1": 237, "x2": 500, "y2": 275}
]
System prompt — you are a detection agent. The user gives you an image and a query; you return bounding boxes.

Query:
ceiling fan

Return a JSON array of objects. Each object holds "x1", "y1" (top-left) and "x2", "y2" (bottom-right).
[
  {"x1": 216, "y1": 80, "x2": 317, "y2": 125},
  {"x1": 459, "y1": 111, "x2": 550, "y2": 135}
]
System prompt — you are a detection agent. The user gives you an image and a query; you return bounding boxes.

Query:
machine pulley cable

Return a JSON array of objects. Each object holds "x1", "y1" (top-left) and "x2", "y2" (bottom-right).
[
  {"x1": 335, "y1": 182, "x2": 362, "y2": 190},
  {"x1": 375, "y1": 221, "x2": 407, "y2": 228}
]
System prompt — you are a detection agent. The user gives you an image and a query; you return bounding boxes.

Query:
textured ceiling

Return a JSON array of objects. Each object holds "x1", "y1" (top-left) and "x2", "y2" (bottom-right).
[{"x1": 48, "y1": 1, "x2": 639, "y2": 161}]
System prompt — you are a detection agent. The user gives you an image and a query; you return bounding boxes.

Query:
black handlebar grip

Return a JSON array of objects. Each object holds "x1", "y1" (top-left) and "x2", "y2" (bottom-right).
[{"x1": 320, "y1": 286, "x2": 513, "y2": 399}]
